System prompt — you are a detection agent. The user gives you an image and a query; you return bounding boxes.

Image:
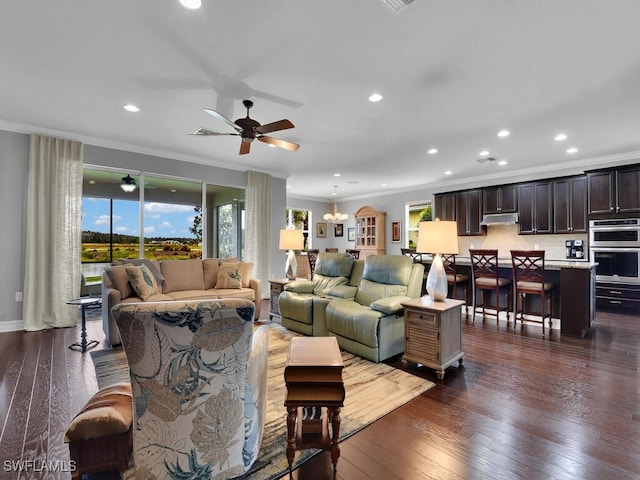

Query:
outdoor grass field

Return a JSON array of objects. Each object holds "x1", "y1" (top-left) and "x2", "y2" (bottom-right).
[{"x1": 82, "y1": 242, "x2": 203, "y2": 263}]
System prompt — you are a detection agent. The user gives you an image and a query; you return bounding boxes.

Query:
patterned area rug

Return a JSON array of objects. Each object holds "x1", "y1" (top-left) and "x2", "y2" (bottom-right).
[{"x1": 91, "y1": 323, "x2": 435, "y2": 480}]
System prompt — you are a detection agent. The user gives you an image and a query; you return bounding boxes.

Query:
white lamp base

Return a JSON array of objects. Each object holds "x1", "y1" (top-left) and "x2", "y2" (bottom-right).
[
  {"x1": 285, "y1": 249, "x2": 297, "y2": 280},
  {"x1": 426, "y1": 253, "x2": 448, "y2": 301}
]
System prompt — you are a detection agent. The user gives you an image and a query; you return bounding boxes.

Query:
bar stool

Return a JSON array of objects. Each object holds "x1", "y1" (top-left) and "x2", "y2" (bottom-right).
[
  {"x1": 510, "y1": 250, "x2": 554, "y2": 335},
  {"x1": 469, "y1": 249, "x2": 512, "y2": 324},
  {"x1": 346, "y1": 249, "x2": 360, "y2": 260},
  {"x1": 306, "y1": 249, "x2": 319, "y2": 277},
  {"x1": 442, "y1": 254, "x2": 470, "y2": 313},
  {"x1": 401, "y1": 248, "x2": 427, "y2": 296}
]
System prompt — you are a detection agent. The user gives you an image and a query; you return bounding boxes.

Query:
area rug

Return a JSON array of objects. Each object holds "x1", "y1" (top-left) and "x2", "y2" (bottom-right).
[{"x1": 91, "y1": 323, "x2": 435, "y2": 480}]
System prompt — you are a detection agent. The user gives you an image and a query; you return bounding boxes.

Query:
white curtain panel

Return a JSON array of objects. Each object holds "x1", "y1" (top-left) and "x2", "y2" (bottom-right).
[
  {"x1": 245, "y1": 171, "x2": 272, "y2": 299},
  {"x1": 23, "y1": 134, "x2": 83, "y2": 331}
]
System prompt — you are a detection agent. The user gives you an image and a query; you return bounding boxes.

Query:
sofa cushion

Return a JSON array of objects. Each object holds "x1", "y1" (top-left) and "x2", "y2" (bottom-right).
[
  {"x1": 284, "y1": 280, "x2": 315, "y2": 294},
  {"x1": 326, "y1": 300, "x2": 383, "y2": 348},
  {"x1": 370, "y1": 296, "x2": 412, "y2": 315},
  {"x1": 64, "y1": 383, "x2": 133, "y2": 442},
  {"x1": 164, "y1": 290, "x2": 220, "y2": 301},
  {"x1": 362, "y1": 255, "x2": 413, "y2": 285},
  {"x1": 125, "y1": 264, "x2": 159, "y2": 300},
  {"x1": 211, "y1": 288, "x2": 255, "y2": 301},
  {"x1": 313, "y1": 274, "x2": 348, "y2": 296},
  {"x1": 160, "y1": 259, "x2": 205, "y2": 293},
  {"x1": 355, "y1": 279, "x2": 408, "y2": 307},
  {"x1": 113, "y1": 258, "x2": 165, "y2": 286},
  {"x1": 217, "y1": 262, "x2": 243, "y2": 289},
  {"x1": 278, "y1": 292, "x2": 314, "y2": 325},
  {"x1": 105, "y1": 265, "x2": 134, "y2": 299},
  {"x1": 203, "y1": 259, "x2": 253, "y2": 289},
  {"x1": 314, "y1": 253, "x2": 354, "y2": 278}
]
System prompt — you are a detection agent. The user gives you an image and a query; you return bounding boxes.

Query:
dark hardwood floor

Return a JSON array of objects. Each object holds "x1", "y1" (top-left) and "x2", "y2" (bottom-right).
[{"x1": 1, "y1": 303, "x2": 638, "y2": 480}]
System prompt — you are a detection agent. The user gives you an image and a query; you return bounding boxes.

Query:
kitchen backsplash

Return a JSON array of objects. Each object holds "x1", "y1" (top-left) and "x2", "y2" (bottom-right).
[{"x1": 456, "y1": 224, "x2": 588, "y2": 261}]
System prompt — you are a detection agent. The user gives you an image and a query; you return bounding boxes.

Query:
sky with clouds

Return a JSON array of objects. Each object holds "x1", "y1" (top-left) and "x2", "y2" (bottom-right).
[{"x1": 82, "y1": 197, "x2": 197, "y2": 239}]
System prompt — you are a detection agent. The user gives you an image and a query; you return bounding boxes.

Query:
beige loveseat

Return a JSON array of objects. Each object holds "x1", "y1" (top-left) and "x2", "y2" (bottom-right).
[{"x1": 102, "y1": 258, "x2": 261, "y2": 346}]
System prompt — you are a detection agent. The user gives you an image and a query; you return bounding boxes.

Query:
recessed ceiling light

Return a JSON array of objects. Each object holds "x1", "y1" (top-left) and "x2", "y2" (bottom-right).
[
  {"x1": 286, "y1": 185, "x2": 292, "y2": 189},
  {"x1": 427, "y1": 148, "x2": 438, "y2": 155},
  {"x1": 88, "y1": 180, "x2": 96, "y2": 185},
  {"x1": 444, "y1": 170, "x2": 452, "y2": 175},
  {"x1": 170, "y1": 189, "x2": 177, "y2": 193},
  {"x1": 479, "y1": 150, "x2": 490, "y2": 157},
  {"x1": 334, "y1": 173, "x2": 341, "y2": 177},
  {"x1": 554, "y1": 133, "x2": 567, "y2": 142},
  {"x1": 368, "y1": 93, "x2": 383, "y2": 102},
  {"x1": 123, "y1": 104, "x2": 140, "y2": 112},
  {"x1": 566, "y1": 147, "x2": 578, "y2": 154},
  {"x1": 497, "y1": 129, "x2": 510, "y2": 138},
  {"x1": 381, "y1": 183, "x2": 387, "y2": 187},
  {"x1": 498, "y1": 160, "x2": 508, "y2": 166},
  {"x1": 179, "y1": 0, "x2": 202, "y2": 9}
]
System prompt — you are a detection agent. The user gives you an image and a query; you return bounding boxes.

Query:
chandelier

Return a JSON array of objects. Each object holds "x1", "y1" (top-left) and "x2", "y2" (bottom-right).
[{"x1": 323, "y1": 186, "x2": 348, "y2": 224}]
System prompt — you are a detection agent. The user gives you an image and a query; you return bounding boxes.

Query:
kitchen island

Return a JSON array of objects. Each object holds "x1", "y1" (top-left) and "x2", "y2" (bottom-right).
[{"x1": 419, "y1": 256, "x2": 597, "y2": 337}]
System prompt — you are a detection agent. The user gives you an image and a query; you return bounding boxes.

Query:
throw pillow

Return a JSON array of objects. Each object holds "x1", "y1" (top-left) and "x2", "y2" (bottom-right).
[
  {"x1": 216, "y1": 262, "x2": 243, "y2": 289},
  {"x1": 125, "y1": 264, "x2": 159, "y2": 300}
]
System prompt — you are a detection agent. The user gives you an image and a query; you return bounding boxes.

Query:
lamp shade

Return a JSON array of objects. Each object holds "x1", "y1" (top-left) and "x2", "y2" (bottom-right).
[
  {"x1": 416, "y1": 220, "x2": 459, "y2": 255},
  {"x1": 279, "y1": 229, "x2": 304, "y2": 251}
]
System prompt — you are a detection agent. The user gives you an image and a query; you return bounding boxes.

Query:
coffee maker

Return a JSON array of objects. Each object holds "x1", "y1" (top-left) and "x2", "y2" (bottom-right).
[{"x1": 565, "y1": 239, "x2": 585, "y2": 259}]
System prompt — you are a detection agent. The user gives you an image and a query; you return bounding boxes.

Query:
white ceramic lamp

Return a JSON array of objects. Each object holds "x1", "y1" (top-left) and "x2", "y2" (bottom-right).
[
  {"x1": 279, "y1": 229, "x2": 304, "y2": 280},
  {"x1": 416, "y1": 220, "x2": 459, "y2": 301}
]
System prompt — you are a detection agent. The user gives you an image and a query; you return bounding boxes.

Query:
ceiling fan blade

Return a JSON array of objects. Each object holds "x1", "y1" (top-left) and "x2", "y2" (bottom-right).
[
  {"x1": 239, "y1": 140, "x2": 251, "y2": 155},
  {"x1": 258, "y1": 136, "x2": 300, "y2": 151},
  {"x1": 256, "y1": 119, "x2": 295, "y2": 135},
  {"x1": 189, "y1": 127, "x2": 238, "y2": 136},
  {"x1": 204, "y1": 108, "x2": 243, "y2": 133}
]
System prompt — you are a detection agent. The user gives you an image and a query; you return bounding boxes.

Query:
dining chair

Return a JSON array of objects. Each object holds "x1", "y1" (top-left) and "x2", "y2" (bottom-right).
[
  {"x1": 510, "y1": 250, "x2": 554, "y2": 335},
  {"x1": 306, "y1": 249, "x2": 319, "y2": 277},
  {"x1": 469, "y1": 249, "x2": 511, "y2": 324}
]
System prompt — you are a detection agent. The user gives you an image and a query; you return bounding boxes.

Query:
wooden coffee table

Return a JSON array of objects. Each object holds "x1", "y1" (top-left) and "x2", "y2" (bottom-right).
[{"x1": 284, "y1": 336, "x2": 345, "y2": 471}]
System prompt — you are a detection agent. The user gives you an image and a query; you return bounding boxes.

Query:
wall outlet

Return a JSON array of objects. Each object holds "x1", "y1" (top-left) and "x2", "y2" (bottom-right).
[{"x1": 15, "y1": 291, "x2": 23, "y2": 302}]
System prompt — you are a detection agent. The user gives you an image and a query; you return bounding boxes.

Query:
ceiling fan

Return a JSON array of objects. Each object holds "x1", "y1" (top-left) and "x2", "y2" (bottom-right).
[{"x1": 190, "y1": 99, "x2": 300, "y2": 155}]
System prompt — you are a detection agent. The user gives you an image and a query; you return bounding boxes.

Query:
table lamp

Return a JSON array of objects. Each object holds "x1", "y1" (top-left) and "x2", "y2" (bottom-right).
[
  {"x1": 416, "y1": 220, "x2": 459, "y2": 301},
  {"x1": 279, "y1": 229, "x2": 304, "y2": 280}
]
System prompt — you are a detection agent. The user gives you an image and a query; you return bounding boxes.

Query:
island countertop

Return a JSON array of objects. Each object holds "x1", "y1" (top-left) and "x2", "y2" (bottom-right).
[{"x1": 421, "y1": 255, "x2": 597, "y2": 270}]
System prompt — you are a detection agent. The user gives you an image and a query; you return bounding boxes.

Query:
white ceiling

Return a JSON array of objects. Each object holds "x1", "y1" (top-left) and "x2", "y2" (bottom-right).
[{"x1": 2, "y1": 1, "x2": 640, "y2": 201}]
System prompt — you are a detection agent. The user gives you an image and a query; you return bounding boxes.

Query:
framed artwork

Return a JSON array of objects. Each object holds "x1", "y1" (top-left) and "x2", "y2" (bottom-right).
[
  {"x1": 347, "y1": 227, "x2": 355, "y2": 242},
  {"x1": 391, "y1": 220, "x2": 401, "y2": 243},
  {"x1": 334, "y1": 223, "x2": 344, "y2": 237},
  {"x1": 316, "y1": 222, "x2": 327, "y2": 238}
]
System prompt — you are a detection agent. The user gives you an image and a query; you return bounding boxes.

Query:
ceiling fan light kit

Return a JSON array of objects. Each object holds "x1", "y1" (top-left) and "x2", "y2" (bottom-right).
[
  {"x1": 193, "y1": 99, "x2": 299, "y2": 155},
  {"x1": 120, "y1": 174, "x2": 137, "y2": 192}
]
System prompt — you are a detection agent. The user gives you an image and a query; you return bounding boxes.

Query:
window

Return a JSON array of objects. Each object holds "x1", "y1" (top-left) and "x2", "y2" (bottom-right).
[
  {"x1": 406, "y1": 201, "x2": 432, "y2": 249},
  {"x1": 286, "y1": 208, "x2": 311, "y2": 249}
]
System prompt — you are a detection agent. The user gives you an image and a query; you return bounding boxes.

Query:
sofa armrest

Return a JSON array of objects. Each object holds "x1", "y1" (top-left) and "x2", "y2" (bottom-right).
[
  {"x1": 284, "y1": 280, "x2": 314, "y2": 293},
  {"x1": 102, "y1": 285, "x2": 123, "y2": 346},
  {"x1": 250, "y1": 278, "x2": 262, "y2": 319},
  {"x1": 245, "y1": 325, "x2": 269, "y2": 464},
  {"x1": 327, "y1": 285, "x2": 358, "y2": 299},
  {"x1": 370, "y1": 295, "x2": 413, "y2": 315}
]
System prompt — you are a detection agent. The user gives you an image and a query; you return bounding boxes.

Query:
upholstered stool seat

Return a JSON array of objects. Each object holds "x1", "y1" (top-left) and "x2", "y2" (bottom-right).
[
  {"x1": 511, "y1": 250, "x2": 554, "y2": 335},
  {"x1": 64, "y1": 382, "x2": 133, "y2": 479},
  {"x1": 470, "y1": 249, "x2": 512, "y2": 324}
]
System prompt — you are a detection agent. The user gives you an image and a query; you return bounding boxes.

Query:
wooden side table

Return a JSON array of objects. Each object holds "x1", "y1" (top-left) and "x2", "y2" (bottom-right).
[
  {"x1": 284, "y1": 336, "x2": 345, "y2": 471},
  {"x1": 401, "y1": 297, "x2": 465, "y2": 380},
  {"x1": 269, "y1": 278, "x2": 290, "y2": 320}
]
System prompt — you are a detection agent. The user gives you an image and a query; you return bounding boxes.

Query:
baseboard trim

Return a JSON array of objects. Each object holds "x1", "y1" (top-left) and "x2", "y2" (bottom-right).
[{"x1": 0, "y1": 319, "x2": 24, "y2": 333}]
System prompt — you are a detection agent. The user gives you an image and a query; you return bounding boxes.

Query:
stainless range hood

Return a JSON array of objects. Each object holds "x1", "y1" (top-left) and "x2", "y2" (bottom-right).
[{"x1": 480, "y1": 213, "x2": 519, "y2": 226}]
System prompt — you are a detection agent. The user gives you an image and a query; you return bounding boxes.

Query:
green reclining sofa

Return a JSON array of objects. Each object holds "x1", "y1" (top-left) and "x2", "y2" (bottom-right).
[
  {"x1": 325, "y1": 255, "x2": 424, "y2": 362},
  {"x1": 278, "y1": 253, "x2": 359, "y2": 336}
]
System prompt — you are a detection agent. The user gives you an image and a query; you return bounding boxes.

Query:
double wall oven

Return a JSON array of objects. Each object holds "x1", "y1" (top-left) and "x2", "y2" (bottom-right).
[
  {"x1": 590, "y1": 218, "x2": 640, "y2": 311},
  {"x1": 590, "y1": 218, "x2": 640, "y2": 284}
]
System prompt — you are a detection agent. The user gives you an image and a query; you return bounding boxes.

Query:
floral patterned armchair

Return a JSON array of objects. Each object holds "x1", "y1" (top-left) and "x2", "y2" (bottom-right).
[{"x1": 112, "y1": 299, "x2": 269, "y2": 479}]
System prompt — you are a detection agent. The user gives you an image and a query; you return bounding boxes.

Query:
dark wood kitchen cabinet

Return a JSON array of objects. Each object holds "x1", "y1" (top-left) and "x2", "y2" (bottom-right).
[
  {"x1": 587, "y1": 165, "x2": 640, "y2": 216},
  {"x1": 518, "y1": 181, "x2": 553, "y2": 234},
  {"x1": 554, "y1": 176, "x2": 587, "y2": 233},
  {"x1": 434, "y1": 192, "x2": 456, "y2": 221},
  {"x1": 483, "y1": 184, "x2": 517, "y2": 214},
  {"x1": 456, "y1": 189, "x2": 483, "y2": 236}
]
